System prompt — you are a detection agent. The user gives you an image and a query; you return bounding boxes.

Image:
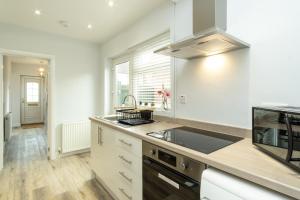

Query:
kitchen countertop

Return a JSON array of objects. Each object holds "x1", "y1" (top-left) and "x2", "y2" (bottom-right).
[{"x1": 90, "y1": 117, "x2": 300, "y2": 199}]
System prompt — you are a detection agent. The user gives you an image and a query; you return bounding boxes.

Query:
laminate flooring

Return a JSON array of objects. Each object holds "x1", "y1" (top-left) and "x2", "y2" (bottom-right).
[{"x1": 0, "y1": 127, "x2": 113, "y2": 200}]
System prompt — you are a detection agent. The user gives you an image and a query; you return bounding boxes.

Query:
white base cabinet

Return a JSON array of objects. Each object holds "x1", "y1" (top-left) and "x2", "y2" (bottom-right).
[{"x1": 90, "y1": 121, "x2": 142, "y2": 200}]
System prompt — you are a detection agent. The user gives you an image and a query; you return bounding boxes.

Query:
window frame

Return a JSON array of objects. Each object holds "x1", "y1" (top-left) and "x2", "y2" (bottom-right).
[
  {"x1": 111, "y1": 32, "x2": 174, "y2": 116},
  {"x1": 112, "y1": 55, "x2": 133, "y2": 108},
  {"x1": 26, "y1": 82, "x2": 40, "y2": 103}
]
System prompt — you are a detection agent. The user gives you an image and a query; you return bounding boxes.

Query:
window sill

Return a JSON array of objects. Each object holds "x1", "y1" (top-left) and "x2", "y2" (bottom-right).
[{"x1": 154, "y1": 109, "x2": 173, "y2": 117}]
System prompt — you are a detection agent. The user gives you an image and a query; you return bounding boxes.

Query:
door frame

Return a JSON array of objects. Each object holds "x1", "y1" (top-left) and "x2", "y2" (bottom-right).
[
  {"x1": 20, "y1": 75, "x2": 44, "y2": 125},
  {"x1": 0, "y1": 48, "x2": 57, "y2": 163},
  {"x1": 0, "y1": 54, "x2": 3, "y2": 169}
]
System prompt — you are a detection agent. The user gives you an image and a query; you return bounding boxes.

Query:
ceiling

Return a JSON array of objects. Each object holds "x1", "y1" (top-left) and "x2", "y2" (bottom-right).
[
  {"x1": 0, "y1": 0, "x2": 167, "y2": 44},
  {"x1": 7, "y1": 55, "x2": 49, "y2": 66}
]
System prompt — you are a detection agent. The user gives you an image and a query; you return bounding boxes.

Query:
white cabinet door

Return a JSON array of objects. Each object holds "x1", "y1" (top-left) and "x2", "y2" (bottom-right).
[
  {"x1": 98, "y1": 124, "x2": 117, "y2": 185},
  {"x1": 90, "y1": 121, "x2": 142, "y2": 199},
  {"x1": 90, "y1": 122, "x2": 118, "y2": 191},
  {"x1": 90, "y1": 121, "x2": 103, "y2": 176}
]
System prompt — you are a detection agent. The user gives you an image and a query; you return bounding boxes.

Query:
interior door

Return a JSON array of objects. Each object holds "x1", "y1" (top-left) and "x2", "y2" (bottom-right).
[{"x1": 21, "y1": 76, "x2": 43, "y2": 124}]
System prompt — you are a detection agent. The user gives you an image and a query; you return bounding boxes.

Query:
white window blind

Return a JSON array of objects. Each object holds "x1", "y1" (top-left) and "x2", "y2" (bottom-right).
[{"x1": 132, "y1": 33, "x2": 171, "y2": 109}]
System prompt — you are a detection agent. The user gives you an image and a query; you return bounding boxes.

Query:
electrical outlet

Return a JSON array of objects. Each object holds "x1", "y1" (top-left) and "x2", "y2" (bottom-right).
[{"x1": 179, "y1": 95, "x2": 187, "y2": 104}]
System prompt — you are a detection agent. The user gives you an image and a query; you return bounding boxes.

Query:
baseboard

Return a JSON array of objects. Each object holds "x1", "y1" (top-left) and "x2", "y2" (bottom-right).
[
  {"x1": 59, "y1": 148, "x2": 90, "y2": 158},
  {"x1": 13, "y1": 123, "x2": 21, "y2": 128}
]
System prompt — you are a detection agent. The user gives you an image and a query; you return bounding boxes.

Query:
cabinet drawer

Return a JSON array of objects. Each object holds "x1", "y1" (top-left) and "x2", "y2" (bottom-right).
[
  {"x1": 114, "y1": 172, "x2": 142, "y2": 200},
  {"x1": 114, "y1": 163, "x2": 142, "y2": 191},
  {"x1": 116, "y1": 148, "x2": 142, "y2": 176},
  {"x1": 115, "y1": 132, "x2": 142, "y2": 157}
]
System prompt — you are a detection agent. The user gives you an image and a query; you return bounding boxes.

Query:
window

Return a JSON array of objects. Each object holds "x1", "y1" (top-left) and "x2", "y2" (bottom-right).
[
  {"x1": 114, "y1": 61, "x2": 130, "y2": 106},
  {"x1": 132, "y1": 34, "x2": 171, "y2": 110},
  {"x1": 26, "y1": 82, "x2": 39, "y2": 103},
  {"x1": 112, "y1": 33, "x2": 171, "y2": 111}
]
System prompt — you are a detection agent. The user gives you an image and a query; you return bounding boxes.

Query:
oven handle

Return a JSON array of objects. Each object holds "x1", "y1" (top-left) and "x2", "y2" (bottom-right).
[
  {"x1": 285, "y1": 114, "x2": 300, "y2": 162},
  {"x1": 158, "y1": 173, "x2": 180, "y2": 189}
]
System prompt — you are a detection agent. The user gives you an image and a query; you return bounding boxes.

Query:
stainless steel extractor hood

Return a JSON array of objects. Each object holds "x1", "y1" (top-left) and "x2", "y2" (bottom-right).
[{"x1": 155, "y1": 0, "x2": 249, "y2": 59}]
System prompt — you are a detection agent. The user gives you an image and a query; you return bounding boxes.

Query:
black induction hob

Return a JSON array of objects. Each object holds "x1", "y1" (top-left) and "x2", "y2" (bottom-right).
[{"x1": 147, "y1": 126, "x2": 243, "y2": 154}]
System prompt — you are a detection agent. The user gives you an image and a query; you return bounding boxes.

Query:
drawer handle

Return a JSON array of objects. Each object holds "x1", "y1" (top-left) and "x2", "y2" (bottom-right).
[
  {"x1": 119, "y1": 171, "x2": 132, "y2": 183},
  {"x1": 119, "y1": 188, "x2": 132, "y2": 200},
  {"x1": 98, "y1": 126, "x2": 103, "y2": 145},
  {"x1": 118, "y1": 155, "x2": 132, "y2": 165},
  {"x1": 118, "y1": 139, "x2": 132, "y2": 147}
]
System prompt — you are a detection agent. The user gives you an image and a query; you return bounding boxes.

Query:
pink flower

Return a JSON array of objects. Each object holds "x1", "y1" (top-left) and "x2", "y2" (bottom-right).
[{"x1": 157, "y1": 88, "x2": 171, "y2": 98}]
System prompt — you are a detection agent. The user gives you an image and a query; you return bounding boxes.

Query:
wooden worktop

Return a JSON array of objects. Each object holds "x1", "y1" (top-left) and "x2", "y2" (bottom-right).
[{"x1": 89, "y1": 117, "x2": 300, "y2": 199}]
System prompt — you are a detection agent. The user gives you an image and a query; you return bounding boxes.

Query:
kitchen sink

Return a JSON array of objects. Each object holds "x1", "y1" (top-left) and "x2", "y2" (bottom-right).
[{"x1": 103, "y1": 116, "x2": 118, "y2": 122}]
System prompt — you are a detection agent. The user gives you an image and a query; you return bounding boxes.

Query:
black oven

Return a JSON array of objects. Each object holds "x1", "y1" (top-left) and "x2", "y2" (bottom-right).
[
  {"x1": 142, "y1": 141, "x2": 206, "y2": 200},
  {"x1": 252, "y1": 106, "x2": 300, "y2": 172}
]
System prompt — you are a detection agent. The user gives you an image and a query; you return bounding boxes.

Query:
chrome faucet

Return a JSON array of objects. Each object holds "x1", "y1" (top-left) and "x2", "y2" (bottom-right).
[{"x1": 122, "y1": 95, "x2": 137, "y2": 109}]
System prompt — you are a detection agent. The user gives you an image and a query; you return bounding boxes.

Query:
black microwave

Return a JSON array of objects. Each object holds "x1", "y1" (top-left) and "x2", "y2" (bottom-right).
[{"x1": 252, "y1": 106, "x2": 300, "y2": 172}]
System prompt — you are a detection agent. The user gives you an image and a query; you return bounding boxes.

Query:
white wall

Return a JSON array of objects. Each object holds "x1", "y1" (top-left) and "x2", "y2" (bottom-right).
[
  {"x1": 0, "y1": 54, "x2": 4, "y2": 169},
  {"x1": 100, "y1": 0, "x2": 300, "y2": 129},
  {"x1": 227, "y1": 0, "x2": 300, "y2": 108},
  {"x1": 10, "y1": 63, "x2": 48, "y2": 127},
  {"x1": 3, "y1": 56, "x2": 12, "y2": 115},
  {"x1": 174, "y1": 50, "x2": 250, "y2": 128},
  {"x1": 0, "y1": 23, "x2": 102, "y2": 155}
]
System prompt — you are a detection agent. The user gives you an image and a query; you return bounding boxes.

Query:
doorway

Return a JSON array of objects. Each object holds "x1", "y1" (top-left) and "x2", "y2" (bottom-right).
[
  {"x1": 0, "y1": 49, "x2": 56, "y2": 171},
  {"x1": 21, "y1": 76, "x2": 44, "y2": 125},
  {"x1": 1, "y1": 55, "x2": 49, "y2": 167}
]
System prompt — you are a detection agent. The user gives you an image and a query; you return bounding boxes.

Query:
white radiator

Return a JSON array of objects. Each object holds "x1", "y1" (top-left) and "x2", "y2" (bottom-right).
[{"x1": 61, "y1": 121, "x2": 91, "y2": 154}]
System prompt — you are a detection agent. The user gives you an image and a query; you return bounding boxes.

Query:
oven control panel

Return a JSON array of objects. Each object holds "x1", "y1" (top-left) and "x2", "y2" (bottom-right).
[{"x1": 143, "y1": 141, "x2": 206, "y2": 181}]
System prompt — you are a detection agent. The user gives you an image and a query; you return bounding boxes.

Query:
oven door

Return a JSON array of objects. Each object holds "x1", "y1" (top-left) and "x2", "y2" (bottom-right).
[{"x1": 143, "y1": 156, "x2": 200, "y2": 200}]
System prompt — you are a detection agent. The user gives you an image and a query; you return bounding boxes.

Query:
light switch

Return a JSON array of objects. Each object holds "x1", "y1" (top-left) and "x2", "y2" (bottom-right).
[{"x1": 179, "y1": 95, "x2": 187, "y2": 104}]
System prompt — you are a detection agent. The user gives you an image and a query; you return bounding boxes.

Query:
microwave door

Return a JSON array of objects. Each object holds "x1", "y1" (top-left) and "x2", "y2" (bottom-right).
[{"x1": 285, "y1": 114, "x2": 300, "y2": 162}]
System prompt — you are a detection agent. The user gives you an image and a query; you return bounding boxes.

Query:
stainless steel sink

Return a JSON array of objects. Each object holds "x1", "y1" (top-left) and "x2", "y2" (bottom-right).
[{"x1": 103, "y1": 116, "x2": 118, "y2": 122}]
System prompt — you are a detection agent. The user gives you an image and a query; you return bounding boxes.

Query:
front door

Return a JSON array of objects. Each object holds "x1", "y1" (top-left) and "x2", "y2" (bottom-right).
[{"x1": 21, "y1": 76, "x2": 43, "y2": 124}]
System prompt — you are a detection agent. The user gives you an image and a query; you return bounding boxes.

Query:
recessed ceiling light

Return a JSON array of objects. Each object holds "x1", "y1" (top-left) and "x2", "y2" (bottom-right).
[
  {"x1": 87, "y1": 24, "x2": 93, "y2": 29},
  {"x1": 108, "y1": 0, "x2": 114, "y2": 7},
  {"x1": 34, "y1": 10, "x2": 41, "y2": 15}
]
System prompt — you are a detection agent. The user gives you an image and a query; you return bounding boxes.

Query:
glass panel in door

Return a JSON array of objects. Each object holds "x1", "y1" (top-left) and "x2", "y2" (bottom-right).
[{"x1": 26, "y1": 82, "x2": 39, "y2": 103}]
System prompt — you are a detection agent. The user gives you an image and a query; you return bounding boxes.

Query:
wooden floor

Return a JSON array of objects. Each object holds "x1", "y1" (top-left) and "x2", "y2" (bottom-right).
[{"x1": 0, "y1": 127, "x2": 113, "y2": 200}]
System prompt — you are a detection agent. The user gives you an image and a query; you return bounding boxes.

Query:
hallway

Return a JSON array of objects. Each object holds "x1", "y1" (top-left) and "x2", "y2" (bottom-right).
[{"x1": 0, "y1": 127, "x2": 112, "y2": 200}]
